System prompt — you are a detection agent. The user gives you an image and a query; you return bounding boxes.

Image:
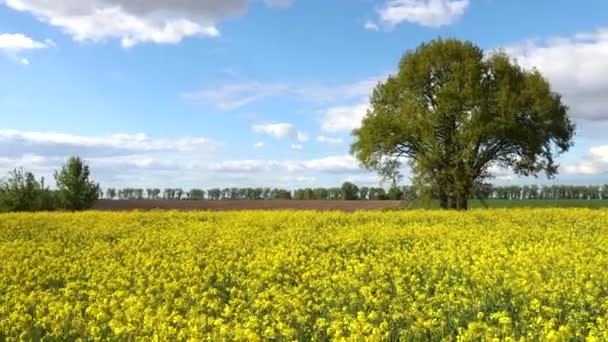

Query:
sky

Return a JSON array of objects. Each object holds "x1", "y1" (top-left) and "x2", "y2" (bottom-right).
[{"x1": 1, "y1": 0, "x2": 608, "y2": 189}]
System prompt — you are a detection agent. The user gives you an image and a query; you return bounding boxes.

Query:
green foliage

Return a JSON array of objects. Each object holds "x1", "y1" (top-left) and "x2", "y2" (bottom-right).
[
  {"x1": 207, "y1": 188, "x2": 222, "y2": 200},
  {"x1": 475, "y1": 199, "x2": 608, "y2": 209},
  {"x1": 313, "y1": 188, "x2": 329, "y2": 200},
  {"x1": 340, "y1": 182, "x2": 359, "y2": 200},
  {"x1": 188, "y1": 189, "x2": 205, "y2": 200},
  {"x1": 387, "y1": 186, "x2": 404, "y2": 200},
  {"x1": 408, "y1": 199, "x2": 608, "y2": 209},
  {"x1": 103, "y1": 183, "x2": 608, "y2": 203},
  {"x1": 351, "y1": 39, "x2": 575, "y2": 210},
  {"x1": 359, "y1": 186, "x2": 370, "y2": 200},
  {"x1": 106, "y1": 188, "x2": 117, "y2": 199},
  {"x1": 368, "y1": 187, "x2": 387, "y2": 200},
  {"x1": 0, "y1": 168, "x2": 55, "y2": 212},
  {"x1": 54, "y1": 156, "x2": 100, "y2": 210}
]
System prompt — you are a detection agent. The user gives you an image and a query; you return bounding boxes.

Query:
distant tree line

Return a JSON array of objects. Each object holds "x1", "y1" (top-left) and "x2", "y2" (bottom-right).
[
  {"x1": 0, "y1": 156, "x2": 100, "y2": 212},
  {"x1": 101, "y1": 183, "x2": 608, "y2": 201},
  {"x1": 101, "y1": 182, "x2": 414, "y2": 201},
  {"x1": 4, "y1": 155, "x2": 605, "y2": 215},
  {"x1": 478, "y1": 185, "x2": 608, "y2": 200}
]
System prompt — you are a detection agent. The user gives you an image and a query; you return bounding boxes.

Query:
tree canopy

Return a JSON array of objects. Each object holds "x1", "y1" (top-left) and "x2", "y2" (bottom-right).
[
  {"x1": 351, "y1": 39, "x2": 575, "y2": 210},
  {"x1": 340, "y1": 182, "x2": 360, "y2": 200},
  {"x1": 54, "y1": 156, "x2": 100, "y2": 211}
]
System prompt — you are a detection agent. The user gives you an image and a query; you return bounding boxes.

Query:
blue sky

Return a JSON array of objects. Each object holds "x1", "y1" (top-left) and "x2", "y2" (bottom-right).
[{"x1": 1, "y1": 0, "x2": 608, "y2": 189}]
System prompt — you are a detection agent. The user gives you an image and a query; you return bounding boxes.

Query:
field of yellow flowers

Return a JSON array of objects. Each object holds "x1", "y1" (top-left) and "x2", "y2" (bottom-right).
[{"x1": 1, "y1": 209, "x2": 608, "y2": 340}]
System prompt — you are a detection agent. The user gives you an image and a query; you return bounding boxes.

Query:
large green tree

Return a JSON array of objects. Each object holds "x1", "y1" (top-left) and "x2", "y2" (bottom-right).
[
  {"x1": 54, "y1": 156, "x2": 100, "y2": 210},
  {"x1": 351, "y1": 39, "x2": 575, "y2": 210}
]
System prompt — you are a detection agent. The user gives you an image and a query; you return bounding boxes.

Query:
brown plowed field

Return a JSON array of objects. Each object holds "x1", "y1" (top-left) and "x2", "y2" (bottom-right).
[{"x1": 93, "y1": 199, "x2": 404, "y2": 212}]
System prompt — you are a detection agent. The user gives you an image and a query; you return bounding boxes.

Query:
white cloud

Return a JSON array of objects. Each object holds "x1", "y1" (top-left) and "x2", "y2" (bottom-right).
[
  {"x1": 2, "y1": 0, "x2": 290, "y2": 47},
  {"x1": 377, "y1": 0, "x2": 469, "y2": 28},
  {"x1": 0, "y1": 129, "x2": 223, "y2": 188},
  {"x1": 0, "y1": 33, "x2": 48, "y2": 50},
  {"x1": 317, "y1": 136, "x2": 343, "y2": 144},
  {"x1": 0, "y1": 130, "x2": 215, "y2": 157},
  {"x1": 183, "y1": 82, "x2": 288, "y2": 110},
  {"x1": 183, "y1": 76, "x2": 384, "y2": 110},
  {"x1": 590, "y1": 146, "x2": 608, "y2": 162},
  {"x1": 291, "y1": 144, "x2": 303, "y2": 150},
  {"x1": 0, "y1": 154, "x2": 49, "y2": 170},
  {"x1": 506, "y1": 28, "x2": 608, "y2": 124},
  {"x1": 320, "y1": 103, "x2": 369, "y2": 133},
  {"x1": 299, "y1": 155, "x2": 361, "y2": 173},
  {"x1": 184, "y1": 75, "x2": 382, "y2": 137},
  {"x1": 208, "y1": 160, "x2": 279, "y2": 173},
  {"x1": 279, "y1": 175, "x2": 316, "y2": 183},
  {"x1": 252, "y1": 123, "x2": 294, "y2": 139},
  {"x1": 0, "y1": 130, "x2": 379, "y2": 189},
  {"x1": 364, "y1": 21, "x2": 380, "y2": 31},
  {"x1": 44, "y1": 38, "x2": 56, "y2": 47},
  {"x1": 253, "y1": 142, "x2": 265, "y2": 148},
  {"x1": 310, "y1": 75, "x2": 383, "y2": 134},
  {"x1": 293, "y1": 76, "x2": 383, "y2": 103},
  {"x1": 0, "y1": 33, "x2": 50, "y2": 64},
  {"x1": 251, "y1": 123, "x2": 309, "y2": 144},
  {"x1": 343, "y1": 174, "x2": 384, "y2": 187},
  {"x1": 563, "y1": 146, "x2": 608, "y2": 175},
  {"x1": 211, "y1": 155, "x2": 361, "y2": 174},
  {"x1": 563, "y1": 162, "x2": 599, "y2": 176},
  {"x1": 296, "y1": 132, "x2": 309, "y2": 143}
]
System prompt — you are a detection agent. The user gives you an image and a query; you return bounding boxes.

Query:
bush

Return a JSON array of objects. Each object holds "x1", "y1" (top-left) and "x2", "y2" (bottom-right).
[{"x1": 0, "y1": 168, "x2": 55, "y2": 212}]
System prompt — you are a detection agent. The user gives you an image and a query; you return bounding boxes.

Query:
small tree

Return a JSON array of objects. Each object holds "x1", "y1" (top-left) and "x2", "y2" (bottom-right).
[
  {"x1": 0, "y1": 168, "x2": 55, "y2": 212},
  {"x1": 359, "y1": 187, "x2": 370, "y2": 200},
  {"x1": 189, "y1": 189, "x2": 205, "y2": 200},
  {"x1": 369, "y1": 187, "x2": 387, "y2": 200},
  {"x1": 207, "y1": 188, "x2": 221, "y2": 200},
  {"x1": 270, "y1": 188, "x2": 291, "y2": 199},
  {"x1": 262, "y1": 188, "x2": 272, "y2": 200},
  {"x1": 118, "y1": 189, "x2": 129, "y2": 200},
  {"x1": 602, "y1": 185, "x2": 608, "y2": 200},
  {"x1": 54, "y1": 156, "x2": 100, "y2": 210},
  {"x1": 313, "y1": 188, "x2": 329, "y2": 200},
  {"x1": 163, "y1": 188, "x2": 174, "y2": 199},
  {"x1": 327, "y1": 187, "x2": 342, "y2": 200},
  {"x1": 388, "y1": 186, "x2": 404, "y2": 200},
  {"x1": 106, "y1": 188, "x2": 116, "y2": 199},
  {"x1": 341, "y1": 182, "x2": 359, "y2": 200}
]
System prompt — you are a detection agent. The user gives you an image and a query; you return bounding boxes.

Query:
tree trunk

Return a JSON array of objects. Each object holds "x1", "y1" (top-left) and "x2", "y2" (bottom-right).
[
  {"x1": 455, "y1": 187, "x2": 469, "y2": 211},
  {"x1": 438, "y1": 187, "x2": 449, "y2": 209},
  {"x1": 449, "y1": 194, "x2": 458, "y2": 210},
  {"x1": 457, "y1": 193, "x2": 468, "y2": 210}
]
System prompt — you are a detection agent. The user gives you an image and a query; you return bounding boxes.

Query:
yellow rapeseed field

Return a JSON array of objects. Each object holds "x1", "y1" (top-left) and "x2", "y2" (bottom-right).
[{"x1": 1, "y1": 209, "x2": 608, "y2": 341}]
